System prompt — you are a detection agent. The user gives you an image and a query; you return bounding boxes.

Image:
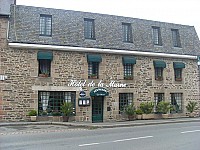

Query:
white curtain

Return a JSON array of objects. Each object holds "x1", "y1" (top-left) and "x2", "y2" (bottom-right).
[{"x1": 41, "y1": 92, "x2": 50, "y2": 111}]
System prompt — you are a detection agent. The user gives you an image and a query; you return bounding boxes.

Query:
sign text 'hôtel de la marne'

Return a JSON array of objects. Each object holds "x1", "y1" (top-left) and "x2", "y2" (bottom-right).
[{"x1": 67, "y1": 80, "x2": 127, "y2": 88}]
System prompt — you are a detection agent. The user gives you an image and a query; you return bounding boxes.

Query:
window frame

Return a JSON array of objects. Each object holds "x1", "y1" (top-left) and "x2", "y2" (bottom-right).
[
  {"x1": 122, "y1": 23, "x2": 133, "y2": 43},
  {"x1": 39, "y1": 14, "x2": 52, "y2": 36},
  {"x1": 155, "y1": 67, "x2": 163, "y2": 81},
  {"x1": 154, "y1": 93, "x2": 164, "y2": 112},
  {"x1": 152, "y1": 26, "x2": 162, "y2": 46},
  {"x1": 174, "y1": 68, "x2": 182, "y2": 81},
  {"x1": 170, "y1": 93, "x2": 183, "y2": 113},
  {"x1": 119, "y1": 93, "x2": 133, "y2": 114},
  {"x1": 88, "y1": 62, "x2": 99, "y2": 79},
  {"x1": 124, "y1": 64, "x2": 133, "y2": 80},
  {"x1": 38, "y1": 91, "x2": 76, "y2": 116},
  {"x1": 38, "y1": 59, "x2": 51, "y2": 77},
  {"x1": 84, "y1": 18, "x2": 95, "y2": 39},
  {"x1": 171, "y1": 29, "x2": 181, "y2": 47}
]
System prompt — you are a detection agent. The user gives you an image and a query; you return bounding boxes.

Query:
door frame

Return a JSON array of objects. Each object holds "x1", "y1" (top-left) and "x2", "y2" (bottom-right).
[{"x1": 92, "y1": 96, "x2": 104, "y2": 123}]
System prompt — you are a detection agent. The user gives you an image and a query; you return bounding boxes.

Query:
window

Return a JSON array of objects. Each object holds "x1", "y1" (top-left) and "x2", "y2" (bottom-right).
[
  {"x1": 174, "y1": 68, "x2": 182, "y2": 81},
  {"x1": 119, "y1": 93, "x2": 133, "y2": 114},
  {"x1": 171, "y1": 29, "x2": 181, "y2": 47},
  {"x1": 88, "y1": 62, "x2": 99, "y2": 79},
  {"x1": 38, "y1": 91, "x2": 76, "y2": 116},
  {"x1": 37, "y1": 51, "x2": 53, "y2": 77},
  {"x1": 122, "y1": 56, "x2": 136, "y2": 80},
  {"x1": 40, "y1": 14, "x2": 52, "y2": 36},
  {"x1": 154, "y1": 93, "x2": 164, "y2": 112},
  {"x1": 84, "y1": 18, "x2": 95, "y2": 39},
  {"x1": 171, "y1": 93, "x2": 183, "y2": 113},
  {"x1": 153, "y1": 60, "x2": 166, "y2": 81},
  {"x1": 152, "y1": 26, "x2": 162, "y2": 45},
  {"x1": 173, "y1": 62, "x2": 185, "y2": 81},
  {"x1": 122, "y1": 23, "x2": 132, "y2": 42},
  {"x1": 87, "y1": 54, "x2": 102, "y2": 79},
  {"x1": 38, "y1": 59, "x2": 51, "y2": 77},
  {"x1": 155, "y1": 67, "x2": 163, "y2": 80},
  {"x1": 124, "y1": 64, "x2": 133, "y2": 80}
]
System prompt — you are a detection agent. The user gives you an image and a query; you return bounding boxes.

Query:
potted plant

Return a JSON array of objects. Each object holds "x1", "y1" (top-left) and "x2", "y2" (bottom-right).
[
  {"x1": 135, "y1": 109, "x2": 143, "y2": 120},
  {"x1": 186, "y1": 101, "x2": 198, "y2": 117},
  {"x1": 28, "y1": 109, "x2": 37, "y2": 122},
  {"x1": 61, "y1": 102, "x2": 74, "y2": 122},
  {"x1": 140, "y1": 102, "x2": 154, "y2": 119},
  {"x1": 124, "y1": 104, "x2": 136, "y2": 121},
  {"x1": 156, "y1": 101, "x2": 171, "y2": 119}
]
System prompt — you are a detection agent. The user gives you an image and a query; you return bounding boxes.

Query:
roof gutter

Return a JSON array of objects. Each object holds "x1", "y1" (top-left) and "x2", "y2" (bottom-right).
[{"x1": 8, "y1": 42, "x2": 197, "y2": 59}]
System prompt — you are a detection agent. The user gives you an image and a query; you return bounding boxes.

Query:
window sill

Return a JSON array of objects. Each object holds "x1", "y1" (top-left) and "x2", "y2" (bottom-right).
[
  {"x1": 38, "y1": 74, "x2": 50, "y2": 77},
  {"x1": 155, "y1": 77, "x2": 163, "y2": 81}
]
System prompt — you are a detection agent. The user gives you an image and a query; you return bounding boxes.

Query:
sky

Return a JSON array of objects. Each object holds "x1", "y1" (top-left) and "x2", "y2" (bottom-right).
[{"x1": 17, "y1": 0, "x2": 200, "y2": 38}]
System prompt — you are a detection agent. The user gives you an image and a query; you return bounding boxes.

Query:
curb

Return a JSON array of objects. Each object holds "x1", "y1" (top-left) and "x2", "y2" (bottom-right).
[{"x1": 1, "y1": 118, "x2": 200, "y2": 128}]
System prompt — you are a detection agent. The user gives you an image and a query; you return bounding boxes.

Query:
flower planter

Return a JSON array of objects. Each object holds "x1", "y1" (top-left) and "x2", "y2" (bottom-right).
[
  {"x1": 128, "y1": 115, "x2": 136, "y2": 121},
  {"x1": 162, "y1": 114, "x2": 169, "y2": 119},
  {"x1": 30, "y1": 116, "x2": 37, "y2": 122},
  {"x1": 142, "y1": 114, "x2": 154, "y2": 120},
  {"x1": 136, "y1": 114, "x2": 142, "y2": 120},
  {"x1": 63, "y1": 116, "x2": 70, "y2": 122}
]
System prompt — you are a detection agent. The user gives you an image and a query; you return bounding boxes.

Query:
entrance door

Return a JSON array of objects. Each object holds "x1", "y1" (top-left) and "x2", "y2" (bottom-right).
[{"x1": 92, "y1": 96, "x2": 103, "y2": 123}]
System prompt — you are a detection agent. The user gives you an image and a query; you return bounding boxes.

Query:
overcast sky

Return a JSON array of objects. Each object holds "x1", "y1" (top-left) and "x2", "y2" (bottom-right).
[{"x1": 17, "y1": 0, "x2": 200, "y2": 38}]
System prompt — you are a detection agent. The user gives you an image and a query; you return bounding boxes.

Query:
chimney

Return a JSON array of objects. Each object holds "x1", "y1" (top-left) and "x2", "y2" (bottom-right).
[{"x1": 0, "y1": 0, "x2": 16, "y2": 16}]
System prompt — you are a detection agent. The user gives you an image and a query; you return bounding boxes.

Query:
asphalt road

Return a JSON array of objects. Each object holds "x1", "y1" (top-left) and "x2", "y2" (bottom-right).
[{"x1": 0, "y1": 122, "x2": 200, "y2": 150}]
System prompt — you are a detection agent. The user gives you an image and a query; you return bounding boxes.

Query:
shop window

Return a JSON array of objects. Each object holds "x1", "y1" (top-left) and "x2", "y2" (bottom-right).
[
  {"x1": 38, "y1": 91, "x2": 76, "y2": 116},
  {"x1": 170, "y1": 93, "x2": 183, "y2": 113},
  {"x1": 122, "y1": 23, "x2": 132, "y2": 43},
  {"x1": 40, "y1": 14, "x2": 52, "y2": 36},
  {"x1": 84, "y1": 18, "x2": 95, "y2": 39},
  {"x1": 119, "y1": 93, "x2": 133, "y2": 114},
  {"x1": 154, "y1": 93, "x2": 164, "y2": 112}
]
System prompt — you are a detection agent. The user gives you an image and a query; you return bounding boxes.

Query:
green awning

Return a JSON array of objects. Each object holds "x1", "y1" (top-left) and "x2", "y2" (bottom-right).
[
  {"x1": 173, "y1": 62, "x2": 185, "y2": 69},
  {"x1": 90, "y1": 88, "x2": 109, "y2": 97},
  {"x1": 122, "y1": 56, "x2": 136, "y2": 65},
  {"x1": 87, "y1": 54, "x2": 102, "y2": 62},
  {"x1": 153, "y1": 60, "x2": 166, "y2": 68},
  {"x1": 37, "y1": 51, "x2": 53, "y2": 60}
]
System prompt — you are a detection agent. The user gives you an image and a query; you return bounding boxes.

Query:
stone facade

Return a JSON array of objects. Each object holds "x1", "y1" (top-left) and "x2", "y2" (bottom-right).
[{"x1": 0, "y1": 5, "x2": 200, "y2": 122}]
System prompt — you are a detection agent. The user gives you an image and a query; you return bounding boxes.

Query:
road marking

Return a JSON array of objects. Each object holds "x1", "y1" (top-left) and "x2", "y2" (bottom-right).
[
  {"x1": 79, "y1": 135, "x2": 153, "y2": 147},
  {"x1": 181, "y1": 130, "x2": 200, "y2": 134}
]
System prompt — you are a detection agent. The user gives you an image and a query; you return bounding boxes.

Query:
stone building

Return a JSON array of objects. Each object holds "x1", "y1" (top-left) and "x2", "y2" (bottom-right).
[{"x1": 0, "y1": 2, "x2": 200, "y2": 122}]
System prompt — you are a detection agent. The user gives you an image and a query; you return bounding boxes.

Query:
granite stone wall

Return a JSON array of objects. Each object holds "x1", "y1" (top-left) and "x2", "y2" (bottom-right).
[{"x1": 0, "y1": 48, "x2": 199, "y2": 121}]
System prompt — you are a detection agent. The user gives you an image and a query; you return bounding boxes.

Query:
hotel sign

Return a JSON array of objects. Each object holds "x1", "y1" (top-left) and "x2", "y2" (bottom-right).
[{"x1": 67, "y1": 80, "x2": 127, "y2": 88}]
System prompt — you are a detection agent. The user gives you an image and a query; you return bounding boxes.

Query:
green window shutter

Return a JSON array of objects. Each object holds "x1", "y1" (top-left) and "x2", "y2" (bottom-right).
[
  {"x1": 173, "y1": 62, "x2": 185, "y2": 69},
  {"x1": 122, "y1": 56, "x2": 136, "y2": 65},
  {"x1": 153, "y1": 60, "x2": 166, "y2": 68},
  {"x1": 37, "y1": 51, "x2": 53, "y2": 60},
  {"x1": 87, "y1": 54, "x2": 102, "y2": 62}
]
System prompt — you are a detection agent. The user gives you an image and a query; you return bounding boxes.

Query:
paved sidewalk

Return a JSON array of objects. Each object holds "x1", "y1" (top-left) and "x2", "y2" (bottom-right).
[{"x1": 1, "y1": 117, "x2": 200, "y2": 128}]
